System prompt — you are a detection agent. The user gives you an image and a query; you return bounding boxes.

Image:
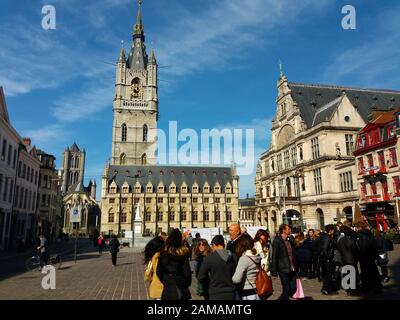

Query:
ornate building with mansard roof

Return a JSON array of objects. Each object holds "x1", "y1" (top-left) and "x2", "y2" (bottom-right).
[
  {"x1": 101, "y1": 1, "x2": 239, "y2": 236},
  {"x1": 255, "y1": 70, "x2": 400, "y2": 234}
]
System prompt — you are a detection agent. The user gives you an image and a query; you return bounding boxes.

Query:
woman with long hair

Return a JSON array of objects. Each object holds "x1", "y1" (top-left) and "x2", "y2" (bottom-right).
[
  {"x1": 253, "y1": 229, "x2": 270, "y2": 273},
  {"x1": 156, "y1": 229, "x2": 192, "y2": 300},
  {"x1": 294, "y1": 232, "x2": 312, "y2": 279},
  {"x1": 143, "y1": 236, "x2": 165, "y2": 299},
  {"x1": 232, "y1": 233, "x2": 262, "y2": 300},
  {"x1": 193, "y1": 239, "x2": 212, "y2": 300}
]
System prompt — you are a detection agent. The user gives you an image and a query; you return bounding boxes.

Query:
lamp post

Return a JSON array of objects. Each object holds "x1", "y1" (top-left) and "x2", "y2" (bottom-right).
[
  {"x1": 292, "y1": 214, "x2": 299, "y2": 229},
  {"x1": 294, "y1": 168, "x2": 304, "y2": 230}
]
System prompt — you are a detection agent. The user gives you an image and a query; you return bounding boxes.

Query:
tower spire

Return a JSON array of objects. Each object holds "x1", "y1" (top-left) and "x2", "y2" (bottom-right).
[
  {"x1": 134, "y1": 0, "x2": 144, "y2": 37},
  {"x1": 279, "y1": 59, "x2": 284, "y2": 77}
]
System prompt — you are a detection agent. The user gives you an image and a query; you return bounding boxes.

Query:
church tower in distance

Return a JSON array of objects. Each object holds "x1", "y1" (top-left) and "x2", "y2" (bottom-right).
[{"x1": 111, "y1": 0, "x2": 158, "y2": 166}]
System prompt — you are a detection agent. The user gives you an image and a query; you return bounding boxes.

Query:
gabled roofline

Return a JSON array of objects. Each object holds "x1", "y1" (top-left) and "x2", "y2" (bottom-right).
[{"x1": 288, "y1": 82, "x2": 400, "y2": 94}]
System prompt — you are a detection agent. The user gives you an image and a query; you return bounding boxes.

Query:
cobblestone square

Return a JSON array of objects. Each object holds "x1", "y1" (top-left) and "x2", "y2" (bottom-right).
[{"x1": 0, "y1": 240, "x2": 399, "y2": 300}]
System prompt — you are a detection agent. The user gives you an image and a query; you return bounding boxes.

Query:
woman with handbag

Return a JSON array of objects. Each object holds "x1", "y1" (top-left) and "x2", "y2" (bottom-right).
[
  {"x1": 253, "y1": 229, "x2": 270, "y2": 274},
  {"x1": 232, "y1": 234, "x2": 263, "y2": 300},
  {"x1": 373, "y1": 229, "x2": 389, "y2": 283},
  {"x1": 143, "y1": 236, "x2": 165, "y2": 299},
  {"x1": 156, "y1": 229, "x2": 192, "y2": 300}
]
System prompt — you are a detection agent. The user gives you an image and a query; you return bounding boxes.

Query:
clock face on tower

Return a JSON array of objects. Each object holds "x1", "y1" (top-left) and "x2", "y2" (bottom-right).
[{"x1": 130, "y1": 79, "x2": 142, "y2": 99}]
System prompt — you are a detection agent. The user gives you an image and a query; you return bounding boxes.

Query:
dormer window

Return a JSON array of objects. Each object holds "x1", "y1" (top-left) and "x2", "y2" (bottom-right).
[
  {"x1": 147, "y1": 186, "x2": 153, "y2": 193},
  {"x1": 123, "y1": 186, "x2": 129, "y2": 193}
]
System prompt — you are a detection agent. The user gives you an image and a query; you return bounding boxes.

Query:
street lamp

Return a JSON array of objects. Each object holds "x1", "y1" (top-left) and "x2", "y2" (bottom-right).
[{"x1": 292, "y1": 214, "x2": 299, "y2": 228}]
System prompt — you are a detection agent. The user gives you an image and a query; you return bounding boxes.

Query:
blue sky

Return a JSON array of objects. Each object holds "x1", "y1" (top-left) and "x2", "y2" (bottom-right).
[{"x1": 1, "y1": 0, "x2": 400, "y2": 199}]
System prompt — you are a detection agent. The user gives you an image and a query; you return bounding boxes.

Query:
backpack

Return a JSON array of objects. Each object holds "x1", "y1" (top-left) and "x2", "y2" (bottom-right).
[{"x1": 247, "y1": 256, "x2": 273, "y2": 299}]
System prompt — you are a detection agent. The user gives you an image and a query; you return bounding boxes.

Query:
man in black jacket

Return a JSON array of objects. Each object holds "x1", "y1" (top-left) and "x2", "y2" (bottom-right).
[
  {"x1": 320, "y1": 224, "x2": 337, "y2": 295},
  {"x1": 337, "y1": 223, "x2": 361, "y2": 296},
  {"x1": 270, "y1": 224, "x2": 297, "y2": 300},
  {"x1": 197, "y1": 235, "x2": 237, "y2": 300},
  {"x1": 355, "y1": 222, "x2": 382, "y2": 294}
]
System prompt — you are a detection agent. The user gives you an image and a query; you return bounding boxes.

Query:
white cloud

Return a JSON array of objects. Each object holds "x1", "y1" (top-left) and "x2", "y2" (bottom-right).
[
  {"x1": 51, "y1": 81, "x2": 114, "y2": 122},
  {"x1": 322, "y1": 4, "x2": 400, "y2": 88},
  {"x1": 22, "y1": 124, "x2": 70, "y2": 156},
  {"x1": 153, "y1": 0, "x2": 329, "y2": 78}
]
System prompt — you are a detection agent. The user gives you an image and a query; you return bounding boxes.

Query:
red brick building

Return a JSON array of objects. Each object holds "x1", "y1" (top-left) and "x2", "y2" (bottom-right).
[{"x1": 354, "y1": 108, "x2": 400, "y2": 230}]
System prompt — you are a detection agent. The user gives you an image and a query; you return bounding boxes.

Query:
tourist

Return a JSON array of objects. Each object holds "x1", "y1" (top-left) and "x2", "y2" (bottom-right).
[
  {"x1": 270, "y1": 224, "x2": 297, "y2": 300},
  {"x1": 373, "y1": 229, "x2": 389, "y2": 283},
  {"x1": 143, "y1": 236, "x2": 165, "y2": 300},
  {"x1": 226, "y1": 223, "x2": 242, "y2": 256},
  {"x1": 253, "y1": 229, "x2": 270, "y2": 272},
  {"x1": 355, "y1": 222, "x2": 382, "y2": 294},
  {"x1": 232, "y1": 234, "x2": 262, "y2": 300},
  {"x1": 320, "y1": 225, "x2": 337, "y2": 295},
  {"x1": 193, "y1": 239, "x2": 212, "y2": 300},
  {"x1": 97, "y1": 234, "x2": 104, "y2": 255},
  {"x1": 156, "y1": 229, "x2": 192, "y2": 300},
  {"x1": 337, "y1": 222, "x2": 361, "y2": 296},
  {"x1": 294, "y1": 232, "x2": 312, "y2": 280},
  {"x1": 109, "y1": 234, "x2": 120, "y2": 267},
  {"x1": 197, "y1": 235, "x2": 237, "y2": 300}
]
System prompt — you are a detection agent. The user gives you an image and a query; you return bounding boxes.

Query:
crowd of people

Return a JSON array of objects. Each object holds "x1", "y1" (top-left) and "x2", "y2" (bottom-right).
[{"x1": 142, "y1": 221, "x2": 397, "y2": 300}]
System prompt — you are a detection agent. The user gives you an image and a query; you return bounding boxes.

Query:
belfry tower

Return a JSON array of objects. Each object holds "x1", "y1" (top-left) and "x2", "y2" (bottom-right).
[{"x1": 111, "y1": 0, "x2": 158, "y2": 166}]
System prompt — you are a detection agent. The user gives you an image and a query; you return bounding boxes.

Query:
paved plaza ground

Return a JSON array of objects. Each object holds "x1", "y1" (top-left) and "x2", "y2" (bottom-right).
[{"x1": 0, "y1": 239, "x2": 399, "y2": 300}]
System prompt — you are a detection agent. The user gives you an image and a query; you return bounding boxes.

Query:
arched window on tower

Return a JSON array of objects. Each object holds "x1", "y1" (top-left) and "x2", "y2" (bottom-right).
[
  {"x1": 121, "y1": 123, "x2": 127, "y2": 142},
  {"x1": 74, "y1": 172, "x2": 79, "y2": 184},
  {"x1": 75, "y1": 156, "x2": 79, "y2": 169},
  {"x1": 120, "y1": 153, "x2": 127, "y2": 165},
  {"x1": 141, "y1": 154, "x2": 147, "y2": 165},
  {"x1": 143, "y1": 124, "x2": 148, "y2": 142}
]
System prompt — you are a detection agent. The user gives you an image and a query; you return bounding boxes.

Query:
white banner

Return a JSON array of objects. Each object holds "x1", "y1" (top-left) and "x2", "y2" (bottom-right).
[
  {"x1": 183, "y1": 227, "x2": 223, "y2": 244},
  {"x1": 70, "y1": 206, "x2": 81, "y2": 223},
  {"x1": 245, "y1": 226, "x2": 267, "y2": 239}
]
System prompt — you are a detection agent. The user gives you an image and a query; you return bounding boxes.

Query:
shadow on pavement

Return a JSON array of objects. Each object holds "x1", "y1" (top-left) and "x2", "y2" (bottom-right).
[{"x1": 0, "y1": 239, "x2": 94, "y2": 281}]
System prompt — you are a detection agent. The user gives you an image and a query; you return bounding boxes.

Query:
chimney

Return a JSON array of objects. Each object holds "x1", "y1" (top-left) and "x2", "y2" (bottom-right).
[{"x1": 22, "y1": 137, "x2": 31, "y2": 147}]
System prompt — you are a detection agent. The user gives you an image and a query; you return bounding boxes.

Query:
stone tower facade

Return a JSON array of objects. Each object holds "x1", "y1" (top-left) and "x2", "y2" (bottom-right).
[
  {"x1": 61, "y1": 142, "x2": 86, "y2": 195},
  {"x1": 111, "y1": 0, "x2": 158, "y2": 166}
]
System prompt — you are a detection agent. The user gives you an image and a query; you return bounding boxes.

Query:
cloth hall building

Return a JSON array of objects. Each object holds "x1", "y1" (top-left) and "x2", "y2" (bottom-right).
[{"x1": 100, "y1": 2, "x2": 239, "y2": 237}]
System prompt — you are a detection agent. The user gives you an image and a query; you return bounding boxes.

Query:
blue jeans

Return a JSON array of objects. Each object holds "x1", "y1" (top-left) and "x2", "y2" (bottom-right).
[{"x1": 278, "y1": 271, "x2": 297, "y2": 300}]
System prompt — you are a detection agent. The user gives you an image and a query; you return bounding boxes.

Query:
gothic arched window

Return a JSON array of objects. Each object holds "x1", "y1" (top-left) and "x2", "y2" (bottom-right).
[
  {"x1": 108, "y1": 209, "x2": 115, "y2": 223},
  {"x1": 120, "y1": 153, "x2": 127, "y2": 165},
  {"x1": 75, "y1": 156, "x2": 79, "y2": 169},
  {"x1": 143, "y1": 124, "x2": 148, "y2": 142},
  {"x1": 141, "y1": 154, "x2": 147, "y2": 165},
  {"x1": 74, "y1": 172, "x2": 79, "y2": 184},
  {"x1": 121, "y1": 123, "x2": 127, "y2": 142}
]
